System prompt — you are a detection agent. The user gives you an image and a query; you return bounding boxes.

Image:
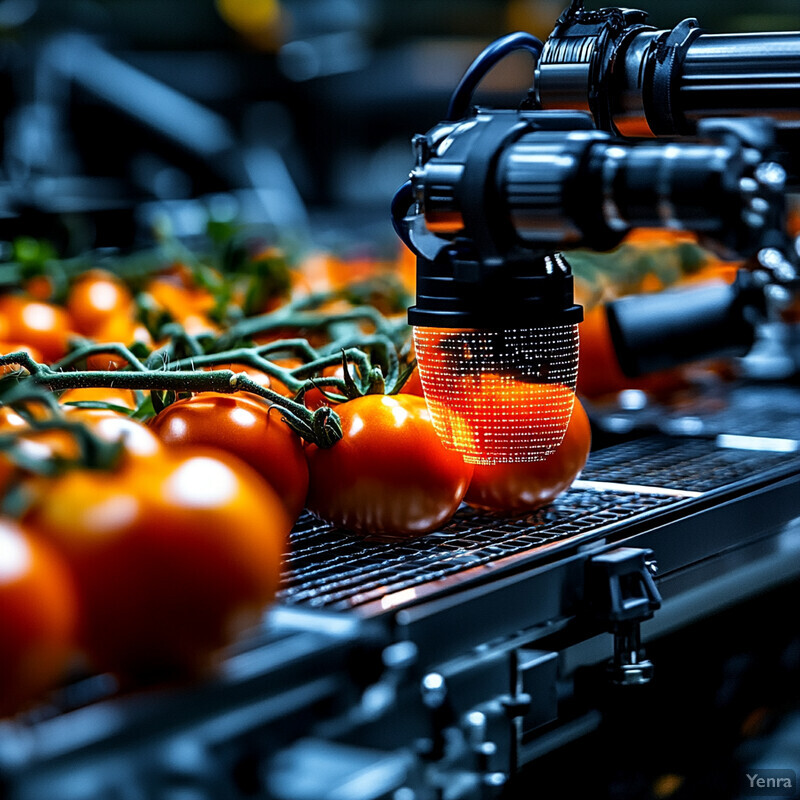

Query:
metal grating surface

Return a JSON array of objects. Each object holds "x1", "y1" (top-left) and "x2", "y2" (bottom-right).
[
  {"x1": 278, "y1": 436, "x2": 800, "y2": 612},
  {"x1": 279, "y1": 490, "x2": 676, "y2": 611},
  {"x1": 581, "y1": 436, "x2": 800, "y2": 492}
]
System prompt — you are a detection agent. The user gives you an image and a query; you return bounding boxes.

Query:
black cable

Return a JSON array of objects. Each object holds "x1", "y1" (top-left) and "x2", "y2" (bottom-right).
[
  {"x1": 445, "y1": 31, "x2": 544, "y2": 122},
  {"x1": 390, "y1": 180, "x2": 415, "y2": 251}
]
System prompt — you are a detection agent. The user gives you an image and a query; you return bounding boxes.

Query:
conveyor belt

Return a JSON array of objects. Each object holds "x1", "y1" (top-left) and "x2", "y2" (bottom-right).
[{"x1": 278, "y1": 435, "x2": 800, "y2": 613}]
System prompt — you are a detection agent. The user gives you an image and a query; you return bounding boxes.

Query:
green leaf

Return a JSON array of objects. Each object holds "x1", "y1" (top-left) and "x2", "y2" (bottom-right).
[{"x1": 61, "y1": 401, "x2": 137, "y2": 416}]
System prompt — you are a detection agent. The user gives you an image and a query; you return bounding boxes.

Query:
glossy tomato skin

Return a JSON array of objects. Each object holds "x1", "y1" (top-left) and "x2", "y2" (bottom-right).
[
  {"x1": 399, "y1": 368, "x2": 424, "y2": 397},
  {"x1": 149, "y1": 393, "x2": 308, "y2": 521},
  {"x1": 464, "y1": 398, "x2": 591, "y2": 513},
  {"x1": 26, "y1": 448, "x2": 291, "y2": 678},
  {"x1": 66, "y1": 270, "x2": 134, "y2": 336},
  {"x1": 305, "y1": 394, "x2": 473, "y2": 537},
  {"x1": 85, "y1": 317, "x2": 153, "y2": 372},
  {"x1": 66, "y1": 408, "x2": 164, "y2": 459},
  {"x1": 0, "y1": 295, "x2": 72, "y2": 363},
  {"x1": 0, "y1": 517, "x2": 78, "y2": 716}
]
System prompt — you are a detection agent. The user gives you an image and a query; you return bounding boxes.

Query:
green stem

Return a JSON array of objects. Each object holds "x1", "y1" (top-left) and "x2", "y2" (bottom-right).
[
  {"x1": 52, "y1": 342, "x2": 149, "y2": 372},
  {"x1": 164, "y1": 349, "x2": 301, "y2": 392},
  {"x1": 164, "y1": 345, "x2": 374, "y2": 396},
  {"x1": 225, "y1": 306, "x2": 397, "y2": 343},
  {"x1": 252, "y1": 339, "x2": 320, "y2": 361},
  {"x1": 0, "y1": 353, "x2": 342, "y2": 447},
  {"x1": 319, "y1": 335, "x2": 399, "y2": 389}
]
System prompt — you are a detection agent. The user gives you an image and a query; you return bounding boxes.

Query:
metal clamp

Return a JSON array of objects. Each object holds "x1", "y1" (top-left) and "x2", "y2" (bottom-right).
[{"x1": 586, "y1": 547, "x2": 662, "y2": 685}]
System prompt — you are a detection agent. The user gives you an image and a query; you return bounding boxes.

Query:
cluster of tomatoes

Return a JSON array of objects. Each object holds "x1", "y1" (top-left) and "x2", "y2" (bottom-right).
[{"x1": 0, "y1": 241, "x2": 597, "y2": 718}]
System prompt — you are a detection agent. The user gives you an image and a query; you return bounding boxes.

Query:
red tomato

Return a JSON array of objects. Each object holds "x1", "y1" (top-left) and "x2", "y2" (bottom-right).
[
  {"x1": 148, "y1": 393, "x2": 308, "y2": 521},
  {"x1": 0, "y1": 295, "x2": 73, "y2": 363},
  {"x1": 66, "y1": 408, "x2": 163, "y2": 459},
  {"x1": 464, "y1": 398, "x2": 591, "y2": 512},
  {"x1": 26, "y1": 448, "x2": 291, "y2": 678},
  {"x1": 0, "y1": 517, "x2": 78, "y2": 716},
  {"x1": 302, "y1": 365, "x2": 346, "y2": 411},
  {"x1": 85, "y1": 317, "x2": 153, "y2": 371},
  {"x1": 0, "y1": 342, "x2": 43, "y2": 375},
  {"x1": 577, "y1": 305, "x2": 689, "y2": 399},
  {"x1": 421, "y1": 368, "x2": 578, "y2": 465},
  {"x1": 24, "y1": 275, "x2": 55, "y2": 302},
  {"x1": 304, "y1": 394, "x2": 473, "y2": 537},
  {"x1": 66, "y1": 270, "x2": 134, "y2": 336},
  {"x1": 399, "y1": 367, "x2": 424, "y2": 397}
]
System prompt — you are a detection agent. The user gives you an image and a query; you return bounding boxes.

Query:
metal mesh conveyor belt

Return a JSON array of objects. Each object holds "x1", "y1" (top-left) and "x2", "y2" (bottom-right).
[
  {"x1": 278, "y1": 436, "x2": 800, "y2": 612},
  {"x1": 580, "y1": 436, "x2": 800, "y2": 492}
]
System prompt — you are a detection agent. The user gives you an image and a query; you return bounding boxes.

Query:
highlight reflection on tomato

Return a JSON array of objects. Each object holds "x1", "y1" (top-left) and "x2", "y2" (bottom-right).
[
  {"x1": 464, "y1": 398, "x2": 591, "y2": 512},
  {"x1": 305, "y1": 394, "x2": 473, "y2": 537},
  {"x1": 149, "y1": 393, "x2": 308, "y2": 521},
  {"x1": 0, "y1": 296, "x2": 72, "y2": 363},
  {"x1": 26, "y1": 448, "x2": 291, "y2": 677},
  {"x1": 67, "y1": 408, "x2": 164, "y2": 460},
  {"x1": 66, "y1": 270, "x2": 134, "y2": 336}
]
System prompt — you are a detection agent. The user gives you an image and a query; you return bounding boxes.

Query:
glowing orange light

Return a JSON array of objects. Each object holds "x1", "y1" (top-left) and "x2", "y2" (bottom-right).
[{"x1": 413, "y1": 326, "x2": 580, "y2": 464}]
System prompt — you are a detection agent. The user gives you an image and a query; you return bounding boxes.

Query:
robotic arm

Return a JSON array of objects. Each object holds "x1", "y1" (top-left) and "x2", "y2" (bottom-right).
[{"x1": 393, "y1": 5, "x2": 799, "y2": 383}]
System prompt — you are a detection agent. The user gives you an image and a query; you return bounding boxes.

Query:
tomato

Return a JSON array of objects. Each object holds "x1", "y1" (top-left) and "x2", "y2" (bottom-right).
[
  {"x1": 0, "y1": 342, "x2": 43, "y2": 375},
  {"x1": 577, "y1": 305, "x2": 690, "y2": 399},
  {"x1": 464, "y1": 398, "x2": 591, "y2": 512},
  {"x1": 66, "y1": 270, "x2": 134, "y2": 336},
  {"x1": 304, "y1": 394, "x2": 473, "y2": 537},
  {"x1": 148, "y1": 393, "x2": 308, "y2": 521},
  {"x1": 399, "y1": 367, "x2": 424, "y2": 397},
  {"x1": 26, "y1": 448, "x2": 291, "y2": 678},
  {"x1": 66, "y1": 408, "x2": 163, "y2": 459},
  {"x1": 267, "y1": 356, "x2": 304, "y2": 397},
  {"x1": 0, "y1": 295, "x2": 73, "y2": 363},
  {"x1": 0, "y1": 517, "x2": 78, "y2": 716},
  {"x1": 419, "y1": 363, "x2": 578, "y2": 464},
  {"x1": 59, "y1": 387, "x2": 139, "y2": 411},
  {"x1": 85, "y1": 317, "x2": 154, "y2": 371},
  {"x1": 302, "y1": 365, "x2": 346, "y2": 411},
  {"x1": 146, "y1": 275, "x2": 215, "y2": 316},
  {"x1": 0, "y1": 404, "x2": 44, "y2": 431},
  {"x1": 24, "y1": 275, "x2": 55, "y2": 302}
]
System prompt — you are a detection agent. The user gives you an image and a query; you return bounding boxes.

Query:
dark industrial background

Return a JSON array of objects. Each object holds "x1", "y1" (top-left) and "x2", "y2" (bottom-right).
[{"x1": 1, "y1": 0, "x2": 798, "y2": 255}]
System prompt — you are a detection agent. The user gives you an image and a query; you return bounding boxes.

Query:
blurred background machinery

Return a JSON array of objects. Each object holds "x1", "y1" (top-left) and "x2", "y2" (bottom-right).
[
  {"x1": 0, "y1": 0, "x2": 797, "y2": 254},
  {"x1": 0, "y1": 3, "x2": 799, "y2": 800}
]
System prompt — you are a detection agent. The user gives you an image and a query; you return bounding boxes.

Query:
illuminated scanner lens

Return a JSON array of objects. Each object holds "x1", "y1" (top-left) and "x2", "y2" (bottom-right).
[{"x1": 413, "y1": 325, "x2": 580, "y2": 464}]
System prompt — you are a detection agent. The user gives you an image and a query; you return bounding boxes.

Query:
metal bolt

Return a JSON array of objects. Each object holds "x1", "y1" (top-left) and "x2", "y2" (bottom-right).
[
  {"x1": 421, "y1": 672, "x2": 447, "y2": 708},
  {"x1": 645, "y1": 559, "x2": 658, "y2": 576},
  {"x1": 755, "y1": 161, "x2": 787, "y2": 191},
  {"x1": 742, "y1": 211, "x2": 764, "y2": 229},
  {"x1": 739, "y1": 176, "x2": 758, "y2": 195},
  {"x1": 766, "y1": 285, "x2": 792, "y2": 307},
  {"x1": 382, "y1": 641, "x2": 418, "y2": 670}
]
